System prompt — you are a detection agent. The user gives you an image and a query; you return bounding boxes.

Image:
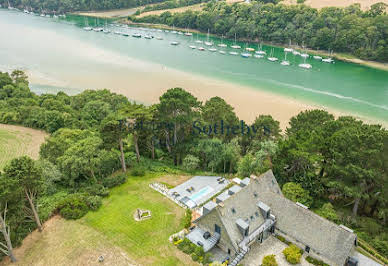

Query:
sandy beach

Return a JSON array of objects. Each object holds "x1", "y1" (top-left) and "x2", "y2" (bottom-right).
[{"x1": 26, "y1": 58, "x2": 386, "y2": 131}]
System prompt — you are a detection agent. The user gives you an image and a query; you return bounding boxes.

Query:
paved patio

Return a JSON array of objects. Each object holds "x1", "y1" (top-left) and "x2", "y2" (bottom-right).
[
  {"x1": 168, "y1": 176, "x2": 230, "y2": 208},
  {"x1": 241, "y1": 236, "x2": 313, "y2": 266}
]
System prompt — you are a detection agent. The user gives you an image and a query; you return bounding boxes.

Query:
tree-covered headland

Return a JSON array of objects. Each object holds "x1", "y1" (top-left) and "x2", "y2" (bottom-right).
[
  {"x1": 0, "y1": 70, "x2": 387, "y2": 262},
  {"x1": 131, "y1": 1, "x2": 388, "y2": 62}
]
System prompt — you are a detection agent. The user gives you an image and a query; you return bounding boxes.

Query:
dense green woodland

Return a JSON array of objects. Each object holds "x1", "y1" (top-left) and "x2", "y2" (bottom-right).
[
  {"x1": 2, "y1": 0, "x2": 167, "y2": 12},
  {"x1": 0, "y1": 70, "x2": 387, "y2": 263},
  {"x1": 132, "y1": 1, "x2": 388, "y2": 62}
]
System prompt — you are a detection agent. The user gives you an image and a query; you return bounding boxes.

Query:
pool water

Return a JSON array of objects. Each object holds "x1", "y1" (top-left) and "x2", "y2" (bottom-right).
[{"x1": 190, "y1": 186, "x2": 214, "y2": 202}]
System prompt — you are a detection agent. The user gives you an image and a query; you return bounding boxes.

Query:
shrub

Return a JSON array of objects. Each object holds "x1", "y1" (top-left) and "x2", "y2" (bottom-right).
[
  {"x1": 183, "y1": 209, "x2": 192, "y2": 229},
  {"x1": 316, "y1": 203, "x2": 338, "y2": 222},
  {"x1": 177, "y1": 238, "x2": 195, "y2": 254},
  {"x1": 85, "y1": 195, "x2": 102, "y2": 211},
  {"x1": 130, "y1": 167, "x2": 145, "y2": 176},
  {"x1": 37, "y1": 191, "x2": 69, "y2": 221},
  {"x1": 191, "y1": 253, "x2": 199, "y2": 261},
  {"x1": 282, "y1": 182, "x2": 312, "y2": 207},
  {"x1": 102, "y1": 173, "x2": 127, "y2": 188},
  {"x1": 80, "y1": 184, "x2": 109, "y2": 197},
  {"x1": 283, "y1": 244, "x2": 302, "y2": 264},
  {"x1": 306, "y1": 256, "x2": 330, "y2": 266},
  {"x1": 262, "y1": 254, "x2": 278, "y2": 266},
  {"x1": 58, "y1": 193, "x2": 89, "y2": 220},
  {"x1": 183, "y1": 154, "x2": 200, "y2": 171},
  {"x1": 276, "y1": 235, "x2": 291, "y2": 245},
  {"x1": 297, "y1": 0, "x2": 305, "y2": 3}
]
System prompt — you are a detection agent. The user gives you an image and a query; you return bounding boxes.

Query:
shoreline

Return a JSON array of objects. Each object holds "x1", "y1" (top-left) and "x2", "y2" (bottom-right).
[
  {"x1": 24, "y1": 63, "x2": 388, "y2": 131},
  {"x1": 124, "y1": 21, "x2": 388, "y2": 72}
]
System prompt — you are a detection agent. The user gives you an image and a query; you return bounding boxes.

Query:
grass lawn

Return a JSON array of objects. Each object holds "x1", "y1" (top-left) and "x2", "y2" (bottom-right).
[
  {"x1": 0, "y1": 124, "x2": 47, "y2": 169},
  {"x1": 81, "y1": 172, "x2": 198, "y2": 266}
]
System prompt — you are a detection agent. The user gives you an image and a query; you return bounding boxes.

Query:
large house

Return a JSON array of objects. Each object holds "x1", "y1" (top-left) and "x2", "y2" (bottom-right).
[{"x1": 186, "y1": 170, "x2": 357, "y2": 266}]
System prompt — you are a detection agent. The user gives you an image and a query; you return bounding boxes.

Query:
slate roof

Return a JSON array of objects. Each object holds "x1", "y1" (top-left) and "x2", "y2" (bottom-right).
[
  {"x1": 257, "y1": 189, "x2": 356, "y2": 266},
  {"x1": 195, "y1": 170, "x2": 356, "y2": 266},
  {"x1": 213, "y1": 181, "x2": 267, "y2": 250}
]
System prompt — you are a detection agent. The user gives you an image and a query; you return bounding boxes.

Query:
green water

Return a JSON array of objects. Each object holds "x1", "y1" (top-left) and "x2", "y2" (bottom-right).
[{"x1": 1, "y1": 10, "x2": 387, "y2": 123}]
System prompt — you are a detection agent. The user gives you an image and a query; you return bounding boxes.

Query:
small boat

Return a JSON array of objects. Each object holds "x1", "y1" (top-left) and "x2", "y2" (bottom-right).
[
  {"x1": 195, "y1": 40, "x2": 203, "y2": 44},
  {"x1": 184, "y1": 32, "x2": 192, "y2": 36},
  {"x1": 281, "y1": 60, "x2": 290, "y2": 66},
  {"x1": 157, "y1": 29, "x2": 163, "y2": 32},
  {"x1": 254, "y1": 54, "x2": 264, "y2": 59},
  {"x1": 322, "y1": 58, "x2": 334, "y2": 63},
  {"x1": 218, "y1": 35, "x2": 227, "y2": 47},
  {"x1": 204, "y1": 29, "x2": 213, "y2": 46},
  {"x1": 292, "y1": 50, "x2": 300, "y2": 56},
  {"x1": 299, "y1": 63, "x2": 312, "y2": 69},
  {"x1": 231, "y1": 33, "x2": 241, "y2": 49},
  {"x1": 255, "y1": 43, "x2": 266, "y2": 55},
  {"x1": 122, "y1": 33, "x2": 129, "y2": 37},
  {"x1": 53, "y1": 14, "x2": 58, "y2": 18},
  {"x1": 267, "y1": 48, "x2": 278, "y2": 62},
  {"x1": 114, "y1": 31, "x2": 121, "y2": 35},
  {"x1": 189, "y1": 45, "x2": 196, "y2": 49},
  {"x1": 45, "y1": 14, "x2": 50, "y2": 17},
  {"x1": 209, "y1": 48, "x2": 217, "y2": 52},
  {"x1": 40, "y1": 14, "x2": 45, "y2": 17},
  {"x1": 284, "y1": 40, "x2": 293, "y2": 52},
  {"x1": 301, "y1": 53, "x2": 309, "y2": 58},
  {"x1": 83, "y1": 27, "x2": 92, "y2": 31},
  {"x1": 155, "y1": 36, "x2": 163, "y2": 40},
  {"x1": 93, "y1": 27, "x2": 103, "y2": 32},
  {"x1": 144, "y1": 35, "x2": 153, "y2": 39},
  {"x1": 246, "y1": 47, "x2": 255, "y2": 52},
  {"x1": 219, "y1": 51, "x2": 226, "y2": 54},
  {"x1": 241, "y1": 53, "x2": 252, "y2": 58},
  {"x1": 313, "y1": 55, "x2": 322, "y2": 60},
  {"x1": 281, "y1": 53, "x2": 290, "y2": 66},
  {"x1": 132, "y1": 33, "x2": 141, "y2": 38},
  {"x1": 229, "y1": 51, "x2": 238, "y2": 55},
  {"x1": 198, "y1": 47, "x2": 205, "y2": 51},
  {"x1": 164, "y1": 30, "x2": 169, "y2": 33},
  {"x1": 103, "y1": 29, "x2": 110, "y2": 34},
  {"x1": 170, "y1": 41, "x2": 179, "y2": 45},
  {"x1": 171, "y1": 30, "x2": 177, "y2": 34},
  {"x1": 177, "y1": 32, "x2": 183, "y2": 35}
]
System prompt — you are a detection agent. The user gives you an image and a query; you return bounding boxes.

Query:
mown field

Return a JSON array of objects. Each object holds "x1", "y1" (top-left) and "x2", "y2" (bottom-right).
[
  {"x1": 82, "y1": 172, "x2": 197, "y2": 266},
  {"x1": 1, "y1": 172, "x2": 197, "y2": 266},
  {"x1": 0, "y1": 124, "x2": 47, "y2": 169}
]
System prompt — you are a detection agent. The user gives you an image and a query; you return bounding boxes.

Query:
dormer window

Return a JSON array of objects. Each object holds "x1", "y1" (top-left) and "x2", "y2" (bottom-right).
[{"x1": 231, "y1": 208, "x2": 236, "y2": 214}]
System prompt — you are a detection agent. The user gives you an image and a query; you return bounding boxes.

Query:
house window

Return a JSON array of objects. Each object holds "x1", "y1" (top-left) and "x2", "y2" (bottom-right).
[
  {"x1": 215, "y1": 224, "x2": 221, "y2": 234},
  {"x1": 255, "y1": 211, "x2": 259, "y2": 217},
  {"x1": 305, "y1": 246, "x2": 310, "y2": 253},
  {"x1": 228, "y1": 249, "x2": 231, "y2": 255},
  {"x1": 244, "y1": 229, "x2": 248, "y2": 236},
  {"x1": 231, "y1": 208, "x2": 236, "y2": 214},
  {"x1": 253, "y1": 192, "x2": 258, "y2": 197},
  {"x1": 250, "y1": 215, "x2": 254, "y2": 220}
]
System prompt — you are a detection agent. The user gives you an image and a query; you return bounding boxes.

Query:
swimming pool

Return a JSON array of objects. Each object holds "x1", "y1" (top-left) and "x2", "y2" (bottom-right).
[{"x1": 189, "y1": 186, "x2": 214, "y2": 203}]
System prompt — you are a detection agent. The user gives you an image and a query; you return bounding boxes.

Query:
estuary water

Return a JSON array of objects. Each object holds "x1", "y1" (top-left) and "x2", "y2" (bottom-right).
[{"x1": 0, "y1": 10, "x2": 387, "y2": 124}]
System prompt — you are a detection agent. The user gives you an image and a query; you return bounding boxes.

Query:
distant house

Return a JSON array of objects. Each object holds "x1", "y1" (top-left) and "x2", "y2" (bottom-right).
[{"x1": 186, "y1": 170, "x2": 357, "y2": 266}]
